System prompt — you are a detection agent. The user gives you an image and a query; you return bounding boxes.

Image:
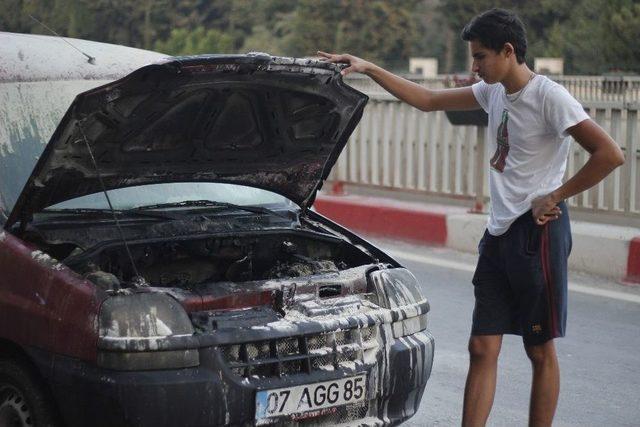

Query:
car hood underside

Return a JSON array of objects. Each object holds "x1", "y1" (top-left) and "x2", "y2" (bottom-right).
[{"x1": 7, "y1": 54, "x2": 368, "y2": 228}]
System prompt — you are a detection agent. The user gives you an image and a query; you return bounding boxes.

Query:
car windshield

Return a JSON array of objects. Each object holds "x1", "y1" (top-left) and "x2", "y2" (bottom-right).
[{"x1": 44, "y1": 182, "x2": 296, "y2": 211}]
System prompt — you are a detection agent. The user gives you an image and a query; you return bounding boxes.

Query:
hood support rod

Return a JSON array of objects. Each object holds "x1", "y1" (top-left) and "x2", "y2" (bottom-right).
[{"x1": 78, "y1": 124, "x2": 146, "y2": 287}]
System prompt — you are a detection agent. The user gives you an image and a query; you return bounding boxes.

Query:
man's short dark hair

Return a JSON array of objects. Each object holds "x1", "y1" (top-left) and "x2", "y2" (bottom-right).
[{"x1": 461, "y1": 8, "x2": 527, "y2": 64}]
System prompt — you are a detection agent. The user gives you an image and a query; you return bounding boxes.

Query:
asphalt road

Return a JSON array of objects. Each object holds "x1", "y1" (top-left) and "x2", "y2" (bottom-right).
[{"x1": 369, "y1": 237, "x2": 640, "y2": 427}]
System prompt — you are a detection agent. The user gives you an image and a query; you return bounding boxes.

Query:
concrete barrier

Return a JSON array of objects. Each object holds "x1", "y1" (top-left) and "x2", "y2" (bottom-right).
[
  {"x1": 314, "y1": 193, "x2": 640, "y2": 285},
  {"x1": 625, "y1": 237, "x2": 640, "y2": 284},
  {"x1": 313, "y1": 194, "x2": 450, "y2": 245}
]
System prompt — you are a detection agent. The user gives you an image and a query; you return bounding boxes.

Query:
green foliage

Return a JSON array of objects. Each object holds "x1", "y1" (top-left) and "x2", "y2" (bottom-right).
[
  {"x1": 154, "y1": 27, "x2": 234, "y2": 55},
  {"x1": 2, "y1": 0, "x2": 638, "y2": 74},
  {"x1": 608, "y1": 2, "x2": 640, "y2": 72},
  {"x1": 276, "y1": 0, "x2": 425, "y2": 70},
  {"x1": 439, "y1": 0, "x2": 640, "y2": 74},
  {"x1": 240, "y1": 24, "x2": 288, "y2": 56}
]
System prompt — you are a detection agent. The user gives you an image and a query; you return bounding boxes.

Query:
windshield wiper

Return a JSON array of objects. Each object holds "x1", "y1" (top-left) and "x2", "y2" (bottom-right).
[
  {"x1": 128, "y1": 200, "x2": 293, "y2": 220},
  {"x1": 44, "y1": 207, "x2": 182, "y2": 221}
]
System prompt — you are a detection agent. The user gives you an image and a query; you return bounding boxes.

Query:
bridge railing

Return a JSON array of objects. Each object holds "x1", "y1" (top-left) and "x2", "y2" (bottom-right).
[
  {"x1": 344, "y1": 74, "x2": 640, "y2": 105},
  {"x1": 328, "y1": 92, "x2": 640, "y2": 226}
]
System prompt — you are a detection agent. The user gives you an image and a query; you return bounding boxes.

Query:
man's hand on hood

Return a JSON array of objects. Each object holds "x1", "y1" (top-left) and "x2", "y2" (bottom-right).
[{"x1": 317, "y1": 51, "x2": 372, "y2": 77}]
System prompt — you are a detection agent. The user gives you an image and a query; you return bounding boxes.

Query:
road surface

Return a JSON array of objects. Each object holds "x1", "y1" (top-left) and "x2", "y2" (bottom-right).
[{"x1": 369, "y1": 237, "x2": 640, "y2": 427}]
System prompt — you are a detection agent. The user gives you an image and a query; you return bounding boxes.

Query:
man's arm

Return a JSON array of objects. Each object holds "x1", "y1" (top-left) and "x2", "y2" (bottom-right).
[
  {"x1": 531, "y1": 119, "x2": 625, "y2": 224},
  {"x1": 317, "y1": 51, "x2": 479, "y2": 112}
]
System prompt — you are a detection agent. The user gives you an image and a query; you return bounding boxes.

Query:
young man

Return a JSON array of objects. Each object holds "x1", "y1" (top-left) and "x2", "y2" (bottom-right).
[{"x1": 318, "y1": 8, "x2": 624, "y2": 427}]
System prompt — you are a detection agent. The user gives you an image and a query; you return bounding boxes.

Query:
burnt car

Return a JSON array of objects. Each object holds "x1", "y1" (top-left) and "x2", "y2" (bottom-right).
[{"x1": 0, "y1": 33, "x2": 434, "y2": 426}]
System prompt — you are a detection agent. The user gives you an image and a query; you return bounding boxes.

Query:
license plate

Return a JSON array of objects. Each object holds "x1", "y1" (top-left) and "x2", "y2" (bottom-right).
[{"x1": 255, "y1": 374, "x2": 366, "y2": 424}]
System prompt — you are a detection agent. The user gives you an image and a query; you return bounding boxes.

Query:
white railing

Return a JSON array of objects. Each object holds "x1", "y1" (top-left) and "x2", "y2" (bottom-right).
[
  {"x1": 344, "y1": 74, "x2": 640, "y2": 105},
  {"x1": 328, "y1": 94, "x2": 640, "y2": 225},
  {"x1": 553, "y1": 75, "x2": 640, "y2": 104}
]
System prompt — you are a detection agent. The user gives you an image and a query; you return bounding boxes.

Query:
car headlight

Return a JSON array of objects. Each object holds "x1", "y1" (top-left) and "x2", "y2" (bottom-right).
[
  {"x1": 368, "y1": 268, "x2": 429, "y2": 338},
  {"x1": 97, "y1": 293, "x2": 199, "y2": 370},
  {"x1": 368, "y1": 268, "x2": 426, "y2": 308}
]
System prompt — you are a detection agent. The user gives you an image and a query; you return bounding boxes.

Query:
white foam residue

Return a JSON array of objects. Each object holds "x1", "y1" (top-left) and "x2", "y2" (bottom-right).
[
  {"x1": 1, "y1": 33, "x2": 166, "y2": 83},
  {"x1": 154, "y1": 318, "x2": 173, "y2": 335},
  {"x1": 316, "y1": 365, "x2": 335, "y2": 372},
  {"x1": 338, "y1": 360, "x2": 357, "y2": 370},
  {"x1": 308, "y1": 347, "x2": 332, "y2": 356},
  {"x1": 100, "y1": 334, "x2": 191, "y2": 351},
  {"x1": 1, "y1": 33, "x2": 166, "y2": 156},
  {"x1": 149, "y1": 307, "x2": 173, "y2": 336},
  {"x1": 30, "y1": 250, "x2": 64, "y2": 270},
  {"x1": 148, "y1": 338, "x2": 159, "y2": 350},
  {"x1": 363, "y1": 347, "x2": 378, "y2": 365},
  {"x1": 251, "y1": 318, "x2": 298, "y2": 333},
  {"x1": 283, "y1": 309, "x2": 308, "y2": 321},
  {"x1": 105, "y1": 320, "x2": 120, "y2": 337},
  {"x1": 31, "y1": 250, "x2": 49, "y2": 261},
  {"x1": 0, "y1": 81, "x2": 108, "y2": 157}
]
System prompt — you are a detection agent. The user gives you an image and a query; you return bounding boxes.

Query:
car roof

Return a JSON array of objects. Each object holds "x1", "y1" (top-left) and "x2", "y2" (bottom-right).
[
  {"x1": 0, "y1": 32, "x2": 167, "y2": 83},
  {"x1": 0, "y1": 32, "x2": 167, "y2": 224}
]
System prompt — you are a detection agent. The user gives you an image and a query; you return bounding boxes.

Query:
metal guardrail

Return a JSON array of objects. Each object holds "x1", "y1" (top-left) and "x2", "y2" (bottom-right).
[{"x1": 328, "y1": 94, "x2": 640, "y2": 225}]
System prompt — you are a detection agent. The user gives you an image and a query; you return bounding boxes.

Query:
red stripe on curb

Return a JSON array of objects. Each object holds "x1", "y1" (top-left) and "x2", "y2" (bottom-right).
[
  {"x1": 624, "y1": 237, "x2": 640, "y2": 284},
  {"x1": 314, "y1": 195, "x2": 447, "y2": 245}
]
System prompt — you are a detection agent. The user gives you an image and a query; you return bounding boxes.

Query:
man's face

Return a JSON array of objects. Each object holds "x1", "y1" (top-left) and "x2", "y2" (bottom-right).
[{"x1": 470, "y1": 40, "x2": 509, "y2": 84}]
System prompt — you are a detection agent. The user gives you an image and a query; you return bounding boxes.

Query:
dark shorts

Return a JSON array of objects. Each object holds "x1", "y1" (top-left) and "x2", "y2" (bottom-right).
[{"x1": 471, "y1": 202, "x2": 571, "y2": 346}]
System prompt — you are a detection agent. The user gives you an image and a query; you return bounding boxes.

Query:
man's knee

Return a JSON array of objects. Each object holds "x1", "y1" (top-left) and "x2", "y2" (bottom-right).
[
  {"x1": 525, "y1": 340, "x2": 558, "y2": 367},
  {"x1": 468, "y1": 335, "x2": 502, "y2": 363}
]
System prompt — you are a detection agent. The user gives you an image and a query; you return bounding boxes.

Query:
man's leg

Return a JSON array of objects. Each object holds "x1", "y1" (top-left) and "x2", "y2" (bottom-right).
[
  {"x1": 525, "y1": 340, "x2": 559, "y2": 427},
  {"x1": 462, "y1": 334, "x2": 503, "y2": 427}
]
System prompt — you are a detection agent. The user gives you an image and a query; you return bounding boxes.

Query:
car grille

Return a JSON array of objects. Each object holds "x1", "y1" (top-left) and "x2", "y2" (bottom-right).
[
  {"x1": 297, "y1": 400, "x2": 372, "y2": 426},
  {"x1": 260, "y1": 400, "x2": 376, "y2": 427},
  {"x1": 220, "y1": 326, "x2": 378, "y2": 378}
]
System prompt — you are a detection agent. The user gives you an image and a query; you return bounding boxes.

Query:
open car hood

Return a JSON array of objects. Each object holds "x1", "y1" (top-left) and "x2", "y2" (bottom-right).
[{"x1": 6, "y1": 54, "x2": 367, "y2": 228}]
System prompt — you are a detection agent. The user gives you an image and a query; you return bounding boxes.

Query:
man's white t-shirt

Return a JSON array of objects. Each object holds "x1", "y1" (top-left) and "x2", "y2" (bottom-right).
[{"x1": 471, "y1": 75, "x2": 590, "y2": 236}]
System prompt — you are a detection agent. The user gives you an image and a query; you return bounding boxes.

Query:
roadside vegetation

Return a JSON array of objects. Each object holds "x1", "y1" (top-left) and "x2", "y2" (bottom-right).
[{"x1": 2, "y1": 0, "x2": 638, "y2": 74}]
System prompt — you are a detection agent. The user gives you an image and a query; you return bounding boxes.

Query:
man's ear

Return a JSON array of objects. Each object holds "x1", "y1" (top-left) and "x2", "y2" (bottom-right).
[{"x1": 503, "y1": 42, "x2": 515, "y2": 58}]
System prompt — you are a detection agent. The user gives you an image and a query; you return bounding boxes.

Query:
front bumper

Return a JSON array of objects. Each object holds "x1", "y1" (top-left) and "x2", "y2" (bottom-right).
[{"x1": 42, "y1": 328, "x2": 434, "y2": 426}]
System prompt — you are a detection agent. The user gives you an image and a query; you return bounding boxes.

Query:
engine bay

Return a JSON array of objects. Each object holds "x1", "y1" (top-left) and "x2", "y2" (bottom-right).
[{"x1": 47, "y1": 231, "x2": 376, "y2": 291}]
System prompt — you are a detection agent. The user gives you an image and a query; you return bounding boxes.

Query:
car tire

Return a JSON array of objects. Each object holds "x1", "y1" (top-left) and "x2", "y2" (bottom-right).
[{"x1": 0, "y1": 358, "x2": 58, "y2": 427}]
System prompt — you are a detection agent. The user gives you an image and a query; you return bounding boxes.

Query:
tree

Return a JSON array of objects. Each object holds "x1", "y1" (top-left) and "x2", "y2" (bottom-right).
[
  {"x1": 278, "y1": 0, "x2": 424, "y2": 70},
  {"x1": 2, "y1": 0, "x2": 637, "y2": 74},
  {"x1": 608, "y1": 2, "x2": 640, "y2": 72},
  {"x1": 438, "y1": 0, "x2": 640, "y2": 74},
  {"x1": 154, "y1": 27, "x2": 234, "y2": 55},
  {"x1": 410, "y1": 0, "x2": 449, "y2": 73},
  {"x1": 1, "y1": 0, "x2": 94, "y2": 40}
]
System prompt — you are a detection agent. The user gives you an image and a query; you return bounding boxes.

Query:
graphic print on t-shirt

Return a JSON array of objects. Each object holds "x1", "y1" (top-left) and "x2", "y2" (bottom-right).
[{"x1": 490, "y1": 109, "x2": 509, "y2": 172}]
